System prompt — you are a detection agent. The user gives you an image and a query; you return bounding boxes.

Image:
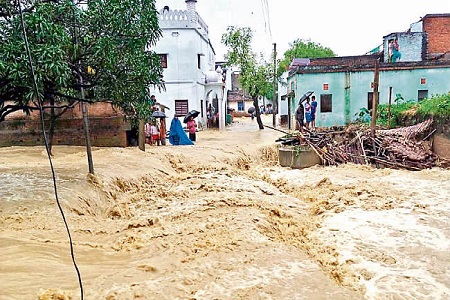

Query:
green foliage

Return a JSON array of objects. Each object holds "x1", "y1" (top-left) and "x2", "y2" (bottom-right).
[
  {"x1": 221, "y1": 26, "x2": 272, "y2": 99},
  {"x1": 0, "y1": 1, "x2": 73, "y2": 111},
  {"x1": 0, "y1": 0, "x2": 164, "y2": 122},
  {"x1": 416, "y1": 93, "x2": 450, "y2": 120},
  {"x1": 377, "y1": 101, "x2": 416, "y2": 126},
  {"x1": 278, "y1": 39, "x2": 336, "y2": 75},
  {"x1": 375, "y1": 93, "x2": 450, "y2": 127}
]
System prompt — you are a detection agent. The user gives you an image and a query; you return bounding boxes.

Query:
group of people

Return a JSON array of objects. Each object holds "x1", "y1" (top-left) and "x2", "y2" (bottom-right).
[
  {"x1": 144, "y1": 121, "x2": 164, "y2": 145},
  {"x1": 388, "y1": 39, "x2": 401, "y2": 62},
  {"x1": 259, "y1": 104, "x2": 273, "y2": 115},
  {"x1": 296, "y1": 95, "x2": 317, "y2": 132},
  {"x1": 145, "y1": 94, "x2": 201, "y2": 146},
  {"x1": 144, "y1": 95, "x2": 167, "y2": 146}
]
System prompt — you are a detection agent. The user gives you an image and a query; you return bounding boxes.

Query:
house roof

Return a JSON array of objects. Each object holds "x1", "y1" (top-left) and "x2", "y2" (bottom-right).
[
  {"x1": 290, "y1": 55, "x2": 450, "y2": 76},
  {"x1": 422, "y1": 13, "x2": 450, "y2": 20}
]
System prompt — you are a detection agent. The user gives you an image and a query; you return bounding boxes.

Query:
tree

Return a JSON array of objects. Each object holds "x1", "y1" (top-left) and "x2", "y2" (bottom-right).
[
  {"x1": 278, "y1": 39, "x2": 336, "y2": 74},
  {"x1": 0, "y1": 0, "x2": 164, "y2": 150},
  {"x1": 221, "y1": 26, "x2": 272, "y2": 129}
]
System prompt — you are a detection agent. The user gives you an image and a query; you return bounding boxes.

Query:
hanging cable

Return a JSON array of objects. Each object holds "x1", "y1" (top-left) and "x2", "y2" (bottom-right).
[
  {"x1": 260, "y1": 0, "x2": 272, "y2": 40},
  {"x1": 17, "y1": 1, "x2": 84, "y2": 299}
]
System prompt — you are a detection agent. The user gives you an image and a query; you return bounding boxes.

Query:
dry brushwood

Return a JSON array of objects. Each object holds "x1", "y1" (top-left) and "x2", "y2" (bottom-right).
[{"x1": 279, "y1": 119, "x2": 438, "y2": 170}]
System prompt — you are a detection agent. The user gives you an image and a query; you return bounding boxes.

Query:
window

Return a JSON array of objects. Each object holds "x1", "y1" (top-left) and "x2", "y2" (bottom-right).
[
  {"x1": 197, "y1": 54, "x2": 202, "y2": 69},
  {"x1": 323, "y1": 83, "x2": 329, "y2": 91},
  {"x1": 175, "y1": 100, "x2": 188, "y2": 117},
  {"x1": 420, "y1": 78, "x2": 426, "y2": 85},
  {"x1": 237, "y1": 101, "x2": 244, "y2": 111},
  {"x1": 320, "y1": 94, "x2": 332, "y2": 113},
  {"x1": 159, "y1": 54, "x2": 167, "y2": 68},
  {"x1": 368, "y1": 92, "x2": 373, "y2": 109},
  {"x1": 418, "y1": 90, "x2": 428, "y2": 101},
  {"x1": 367, "y1": 92, "x2": 379, "y2": 109},
  {"x1": 200, "y1": 100, "x2": 204, "y2": 118}
]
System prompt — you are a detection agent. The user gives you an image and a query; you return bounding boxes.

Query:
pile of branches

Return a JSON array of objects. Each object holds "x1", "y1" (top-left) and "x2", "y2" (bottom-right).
[{"x1": 280, "y1": 119, "x2": 440, "y2": 170}]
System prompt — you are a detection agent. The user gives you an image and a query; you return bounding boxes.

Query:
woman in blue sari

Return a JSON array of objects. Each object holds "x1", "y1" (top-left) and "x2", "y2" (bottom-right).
[{"x1": 169, "y1": 117, "x2": 194, "y2": 145}]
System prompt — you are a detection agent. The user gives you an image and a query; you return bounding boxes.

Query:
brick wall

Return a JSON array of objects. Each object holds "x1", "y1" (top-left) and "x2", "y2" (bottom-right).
[
  {"x1": 423, "y1": 14, "x2": 450, "y2": 57},
  {"x1": 0, "y1": 117, "x2": 129, "y2": 147},
  {"x1": 0, "y1": 102, "x2": 130, "y2": 147}
]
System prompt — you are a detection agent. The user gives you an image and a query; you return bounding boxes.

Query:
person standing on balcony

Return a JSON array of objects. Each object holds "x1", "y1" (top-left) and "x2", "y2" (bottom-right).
[
  {"x1": 392, "y1": 39, "x2": 401, "y2": 62},
  {"x1": 388, "y1": 40, "x2": 394, "y2": 62}
]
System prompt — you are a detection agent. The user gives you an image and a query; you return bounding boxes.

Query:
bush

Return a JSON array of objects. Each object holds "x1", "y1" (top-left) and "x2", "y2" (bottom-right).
[
  {"x1": 354, "y1": 93, "x2": 450, "y2": 128},
  {"x1": 416, "y1": 93, "x2": 450, "y2": 123}
]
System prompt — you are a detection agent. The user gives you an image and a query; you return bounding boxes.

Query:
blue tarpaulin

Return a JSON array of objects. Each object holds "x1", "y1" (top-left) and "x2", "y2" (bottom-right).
[{"x1": 169, "y1": 117, "x2": 194, "y2": 145}]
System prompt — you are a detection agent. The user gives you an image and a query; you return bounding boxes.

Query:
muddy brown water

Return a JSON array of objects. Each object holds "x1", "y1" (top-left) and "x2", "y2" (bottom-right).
[{"x1": 1, "y1": 115, "x2": 449, "y2": 299}]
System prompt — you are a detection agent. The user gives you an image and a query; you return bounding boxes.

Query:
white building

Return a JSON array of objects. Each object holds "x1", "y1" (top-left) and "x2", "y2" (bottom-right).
[{"x1": 149, "y1": 0, "x2": 226, "y2": 130}]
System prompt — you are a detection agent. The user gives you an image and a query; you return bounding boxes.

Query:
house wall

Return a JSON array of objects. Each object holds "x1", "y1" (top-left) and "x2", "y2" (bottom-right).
[
  {"x1": 149, "y1": 5, "x2": 216, "y2": 129},
  {"x1": 290, "y1": 66, "x2": 450, "y2": 128},
  {"x1": 227, "y1": 91, "x2": 253, "y2": 113},
  {"x1": 278, "y1": 72, "x2": 289, "y2": 116}
]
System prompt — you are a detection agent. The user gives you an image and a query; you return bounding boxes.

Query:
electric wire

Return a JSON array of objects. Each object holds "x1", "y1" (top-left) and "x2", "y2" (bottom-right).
[
  {"x1": 17, "y1": 1, "x2": 84, "y2": 299},
  {"x1": 260, "y1": 0, "x2": 272, "y2": 40}
]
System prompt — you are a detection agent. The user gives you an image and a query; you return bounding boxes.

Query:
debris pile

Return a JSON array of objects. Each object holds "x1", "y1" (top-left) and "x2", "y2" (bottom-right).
[{"x1": 278, "y1": 119, "x2": 441, "y2": 170}]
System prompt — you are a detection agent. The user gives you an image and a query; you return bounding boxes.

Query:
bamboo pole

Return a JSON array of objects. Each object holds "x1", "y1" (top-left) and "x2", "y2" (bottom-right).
[{"x1": 370, "y1": 59, "x2": 380, "y2": 136}]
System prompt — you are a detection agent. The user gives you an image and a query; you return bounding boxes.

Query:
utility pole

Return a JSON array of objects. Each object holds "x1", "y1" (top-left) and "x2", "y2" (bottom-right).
[
  {"x1": 388, "y1": 86, "x2": 392, "y2": 129},
  {"x1": 370, "y1": 59, "x2": 380, "y2": 136},
  {"x1": 272, "y1": 43, "x2": 277, "y2": 127}
]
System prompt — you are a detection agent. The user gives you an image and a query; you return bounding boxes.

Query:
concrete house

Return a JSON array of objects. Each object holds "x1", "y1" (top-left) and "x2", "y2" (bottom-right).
[
  {"x1": 287, "y1": 13, "x2": 450, "y2": 129},
  {"x1": 149, "y1": 0, "x2": 226, "y2": 130},
  {"x1": 226, "y1": 71, "x2": 254, "y2": 114}
]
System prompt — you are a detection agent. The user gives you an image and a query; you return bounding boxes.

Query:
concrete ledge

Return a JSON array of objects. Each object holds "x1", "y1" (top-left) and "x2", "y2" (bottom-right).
[{"x1": 279, "y1": 146, "x2": 322, "y2": 169}]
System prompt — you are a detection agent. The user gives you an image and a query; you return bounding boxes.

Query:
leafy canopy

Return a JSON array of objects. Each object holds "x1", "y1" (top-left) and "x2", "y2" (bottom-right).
[
  {"x1": 278, "y1": 38, "x2": 336, "y2": 74},
  {"x1": 221, "y1": 26, "x2": 272, "y2": 99},
  {"x1": 0, "y1": 0, "x2": 164, "y2": 122}
]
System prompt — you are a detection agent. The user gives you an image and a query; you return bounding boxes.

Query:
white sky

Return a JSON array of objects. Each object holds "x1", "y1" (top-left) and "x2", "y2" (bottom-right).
[{"x1": 155, "y1": 0, "x2": 450, "y2": 61}]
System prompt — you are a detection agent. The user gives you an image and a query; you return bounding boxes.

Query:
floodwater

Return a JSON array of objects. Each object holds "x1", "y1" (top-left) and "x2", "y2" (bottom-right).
[{"x1": 0, "y1": 115, "x2": 449, "y2": 300}]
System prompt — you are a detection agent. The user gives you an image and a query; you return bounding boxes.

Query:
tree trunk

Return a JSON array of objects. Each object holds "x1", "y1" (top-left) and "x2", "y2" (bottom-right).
[
  {"x1": 138, "y1": 119, "x2": 145, "y2": 151},
  {"x1": 253, "y1": 96, "x2": 264, "y2": 129}
]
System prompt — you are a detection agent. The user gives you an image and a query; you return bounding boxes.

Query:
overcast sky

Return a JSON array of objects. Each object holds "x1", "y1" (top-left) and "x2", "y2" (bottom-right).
[{"x1": 155, "y1": 0, "x2": 450, "y2": 61}]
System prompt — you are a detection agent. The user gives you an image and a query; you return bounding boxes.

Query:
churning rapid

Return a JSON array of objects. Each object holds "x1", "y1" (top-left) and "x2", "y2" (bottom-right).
[{"x1": 1, "y1": 115, "x2": 449, "y2": 300}]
